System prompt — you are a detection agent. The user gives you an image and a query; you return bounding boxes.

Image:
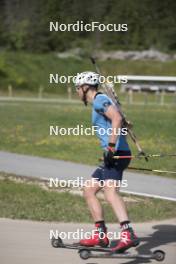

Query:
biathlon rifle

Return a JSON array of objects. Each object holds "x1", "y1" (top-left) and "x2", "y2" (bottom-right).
[{"x1": 90, "y1": 56, "x2": 148, "y2": 161}]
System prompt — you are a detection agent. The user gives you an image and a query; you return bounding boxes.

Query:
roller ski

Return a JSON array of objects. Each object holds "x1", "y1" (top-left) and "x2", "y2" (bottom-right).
[
  {"x1": 51, "y1": 236, "x2": 165, "y2": 261},
  {"x1": 51, "y1": 224, "x2": 165, "y2": 262}
]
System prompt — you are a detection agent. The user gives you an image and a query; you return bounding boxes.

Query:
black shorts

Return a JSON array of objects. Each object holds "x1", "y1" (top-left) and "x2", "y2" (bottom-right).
[{"x1": 92, "y1": 150, "x2": 131, "y2": 182}]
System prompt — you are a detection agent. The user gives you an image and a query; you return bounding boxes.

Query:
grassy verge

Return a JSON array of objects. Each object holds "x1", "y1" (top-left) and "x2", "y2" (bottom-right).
[
  {"x1": 0, "y1": 89, "x2": 175, "y2": 106},
  {"x1": 0, "y1": 101, "x2": 175, "y2": 177},
  {"x1": 0, "y1": 176, "x2": 176, "y2": 222},
  {"x1": 1, "y1": 51, "x2": 176, "y2": 93}
]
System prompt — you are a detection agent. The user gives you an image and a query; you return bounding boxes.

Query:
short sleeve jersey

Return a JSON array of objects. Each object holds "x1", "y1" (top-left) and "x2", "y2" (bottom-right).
[{"x1": 92, "y1": 93, "x2": 130, "y2": 151}]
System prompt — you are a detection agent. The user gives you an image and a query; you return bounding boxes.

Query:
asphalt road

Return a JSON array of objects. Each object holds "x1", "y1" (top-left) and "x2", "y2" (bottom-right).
[
  {"x1": 0, "y1": 151, "x2": 176, "y2": 201},
  {"x1": 0, "y1": 218, "x2": 176, "y2": 264}
]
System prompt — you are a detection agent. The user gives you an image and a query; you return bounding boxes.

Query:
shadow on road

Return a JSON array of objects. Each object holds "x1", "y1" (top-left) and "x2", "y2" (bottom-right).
[{"x1": 86, "y1": 224, "x2": 176, "y2": 264}]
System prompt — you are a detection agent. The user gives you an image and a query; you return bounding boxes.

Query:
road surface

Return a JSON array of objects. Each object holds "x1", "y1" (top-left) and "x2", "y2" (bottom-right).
[
  {"x1": 0, "y1": 218, "x2": 176, "y2": 264},
  {"x1": 0, "y1": 151, "x2": 176, "y2": 201}
]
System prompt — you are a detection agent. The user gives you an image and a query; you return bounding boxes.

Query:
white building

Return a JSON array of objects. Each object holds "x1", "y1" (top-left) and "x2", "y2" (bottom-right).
[{"x1": 119, "y1": 75, "x2": 176, "y2": 93}]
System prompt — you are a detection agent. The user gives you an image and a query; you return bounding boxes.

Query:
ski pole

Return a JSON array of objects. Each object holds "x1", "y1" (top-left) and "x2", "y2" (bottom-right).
[
  {"x1": 128, "y1": 166, "x2": 176, "y2": 174},
  {"x1": 113, "y1": 154, "x2": 176, "y2": 159}
]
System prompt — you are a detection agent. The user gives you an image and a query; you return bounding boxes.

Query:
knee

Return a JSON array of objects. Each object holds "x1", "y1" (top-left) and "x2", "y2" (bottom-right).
[
  {"x1": 83, "y1": 186, "x2": 95, "y2": 200},
  {"x1": 104, "y1": 194, "x2": 114, "y2": 204},
  {"x1": 104, "y1": 191, "x2": 117, "y2": 204}
]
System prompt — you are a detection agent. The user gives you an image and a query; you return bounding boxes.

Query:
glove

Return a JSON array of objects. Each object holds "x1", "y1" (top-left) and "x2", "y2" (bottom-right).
[{"x1": 103, "y1": 143, "x2": 116, "y2": 167}]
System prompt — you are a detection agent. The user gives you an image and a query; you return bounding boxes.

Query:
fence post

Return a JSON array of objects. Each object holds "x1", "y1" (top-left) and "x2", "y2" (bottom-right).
[
  {"x1": 38, "y1": 85, "x2": 44, "y2": 99},
  {"x1": 155, "y1": 90, "x2": 159, "y2": 104},
  {"x1": 128, "y1": 89, "x2": 133, "y2": 105},
  {"x1": 8, "y1": 84, "x2": 13, "y2": 97},
  {"x1": 174, "y1": 91, "x2": 176, "y2": 105},
  {"x1": 125, "y1": 91, "x2": 128, "y2": 104},
  {"x1": 160, "y1": 90, "x2": 165, "y2": 105},
  {"x1": 144, "y1": 92, "x2": 148, "y2": 105},
  {"x1": 67, "y1": 86, "x2": 72, "y2": 100}
]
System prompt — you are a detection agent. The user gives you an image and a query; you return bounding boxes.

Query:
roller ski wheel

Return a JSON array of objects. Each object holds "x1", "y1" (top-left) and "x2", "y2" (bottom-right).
[
  {"x1": 153, "y1": 250, "x2": 165, "y2": 261},
  {"x1": 79, "y1": 249, "x2": 91, "y2": 260},
  {"x1": 51, "y1": 236, "x2": 63, "y2": 248}
]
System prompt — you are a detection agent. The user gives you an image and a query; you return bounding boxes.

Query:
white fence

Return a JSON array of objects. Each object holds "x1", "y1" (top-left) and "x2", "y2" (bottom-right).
[{"x1": 120, "y1": 75, "x2": 176, "y2": 93}]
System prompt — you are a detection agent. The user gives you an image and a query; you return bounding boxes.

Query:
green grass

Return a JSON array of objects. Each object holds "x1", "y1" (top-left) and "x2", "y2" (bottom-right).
[
  {"x1": 0, "y1": 178, "x2": 175, "y2": 222},
  {"x1": 0, "y1": 101, "x2": 175, "y2": 177},
  {"x1": 1, "y1": 51, "x2": 176, "y2": 93},
  {"x1": 0, "y1": 89, "x2": 175, "y2": 106}
]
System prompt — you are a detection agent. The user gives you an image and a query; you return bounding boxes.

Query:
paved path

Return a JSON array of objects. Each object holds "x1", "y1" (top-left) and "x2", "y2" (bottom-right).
[
  {"x1": 0, "y1": 151, "x2": 176, "y2": 201},
  {"x1": 0, "y1": 218, "x2": 176, "y2": 264}
]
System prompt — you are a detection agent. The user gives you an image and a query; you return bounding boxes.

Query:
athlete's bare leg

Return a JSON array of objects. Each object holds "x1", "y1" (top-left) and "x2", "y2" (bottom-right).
[
  {"x1": 103, "y1": 180, "x2": 129, "y2": 222},
  {"x1": 83, "y1": 179, "x2": 103, "y2": 222}
]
